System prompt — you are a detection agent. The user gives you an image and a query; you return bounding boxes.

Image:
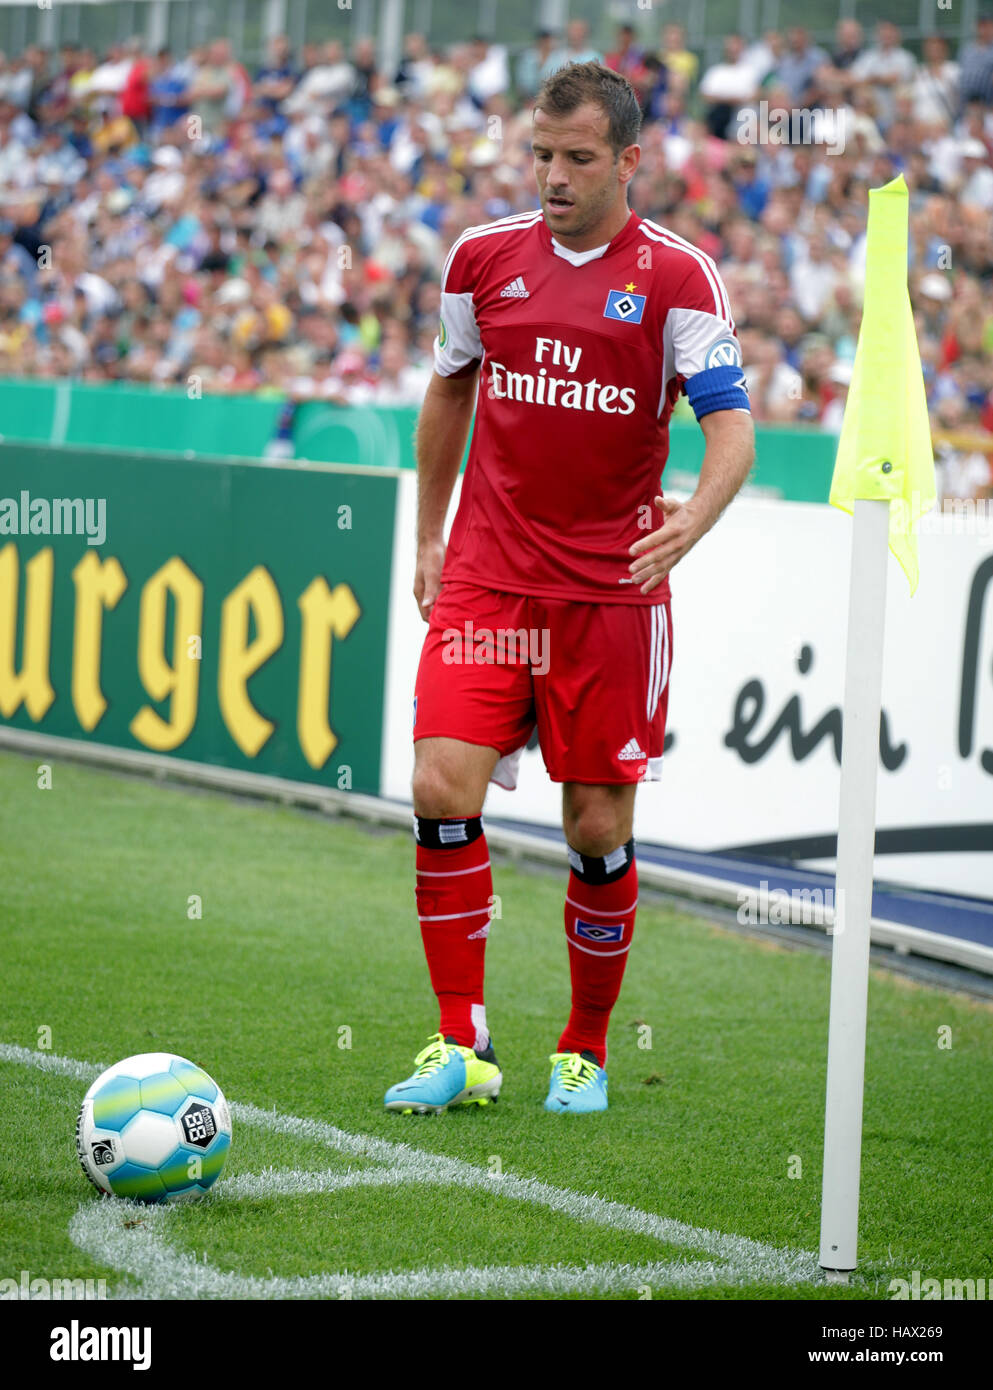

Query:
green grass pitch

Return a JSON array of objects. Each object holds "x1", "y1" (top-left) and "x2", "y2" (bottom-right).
[{"x1": 1, "y1": 748, "x2": 990, "y2": 1300}]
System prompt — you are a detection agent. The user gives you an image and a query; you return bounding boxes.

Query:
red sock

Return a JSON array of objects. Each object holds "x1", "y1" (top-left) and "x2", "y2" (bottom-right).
[
  {"x1": 558, "y1": 857, "x2": 638, "y2": 1067},
  {"x1": 415, "y1": 828, "x2": 492, "y2": 1051}
]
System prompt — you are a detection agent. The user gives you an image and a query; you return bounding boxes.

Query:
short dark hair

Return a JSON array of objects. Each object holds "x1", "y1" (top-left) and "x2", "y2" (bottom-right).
[{"x1": 534, "y1": 61, "x2": 642, "y2": 157}]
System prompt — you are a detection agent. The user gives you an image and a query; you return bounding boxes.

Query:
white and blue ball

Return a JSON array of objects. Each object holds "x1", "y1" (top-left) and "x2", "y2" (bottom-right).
[{"x1": 76, "y1": 1052, "x2": 232, "y2": 1203}]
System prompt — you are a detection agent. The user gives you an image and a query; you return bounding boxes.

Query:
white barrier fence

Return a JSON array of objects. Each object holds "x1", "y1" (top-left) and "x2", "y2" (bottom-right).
[{"x1": 382, "y1": 480, "x2": 993, "y2": 900}]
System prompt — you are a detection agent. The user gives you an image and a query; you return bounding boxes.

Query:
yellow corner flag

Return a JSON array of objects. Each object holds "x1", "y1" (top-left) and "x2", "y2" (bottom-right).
[{"x1": 829, "y1": 175, "x2": 936, "y2": 593}]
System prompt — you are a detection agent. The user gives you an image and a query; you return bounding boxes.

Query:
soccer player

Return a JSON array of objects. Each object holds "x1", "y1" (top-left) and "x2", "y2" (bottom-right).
[{"x1": 385, "y1": 62, "x2": 754, "y2": 1115}]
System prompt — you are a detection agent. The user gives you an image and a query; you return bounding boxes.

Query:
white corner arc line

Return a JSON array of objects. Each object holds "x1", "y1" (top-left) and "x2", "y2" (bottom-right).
[
  {"x1": 66, "y1": 1199, "x2": 796, "y2": 1301},
  {"x1": 2, "y1": 1043, "x2": 823, "y2": 1299}
]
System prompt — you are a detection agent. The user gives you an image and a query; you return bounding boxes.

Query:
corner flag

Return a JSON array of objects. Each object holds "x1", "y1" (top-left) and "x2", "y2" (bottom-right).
[
  {"x1": 829, "y1": 174, "x2": 936, "y2": 593},
  {"x1": 819, "y1": 176, "x2": 937, "y2": 1275}
]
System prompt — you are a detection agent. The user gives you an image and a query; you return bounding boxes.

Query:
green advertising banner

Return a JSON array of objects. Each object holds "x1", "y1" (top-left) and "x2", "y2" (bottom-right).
[
  {"x1": 0, "y1": 443, "x2": 397, "y2": 794},
  {"x1": 0, "y1": 376, "x2": 838, "y2": 503}
]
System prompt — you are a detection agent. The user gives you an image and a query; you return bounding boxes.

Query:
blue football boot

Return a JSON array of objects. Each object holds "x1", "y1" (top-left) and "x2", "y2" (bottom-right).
[
  {"x1": 384, "y1": 1033, "x2": 502, "y2": 1114},
  {"x1": 544, "y1": 1050, "x2": 608, "y2": 1113}
]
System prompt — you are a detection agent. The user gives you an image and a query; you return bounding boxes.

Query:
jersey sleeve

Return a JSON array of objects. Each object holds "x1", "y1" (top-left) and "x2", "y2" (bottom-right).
[
  {"x1": 433, "y1": 234, "x2": 483, "y2": 378},
  {"x1": 665, "y1": 256, "x2": 751, "y2": 420}
]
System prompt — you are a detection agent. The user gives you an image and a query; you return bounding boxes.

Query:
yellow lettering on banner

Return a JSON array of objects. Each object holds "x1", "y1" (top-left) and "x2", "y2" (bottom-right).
[
  {"x1": 218, "y1": 565, "x2": 284, "y2": 756},
  {"x1": 0, "y1": 543, "x2": 55, "y2": 720},
  {"x1": 297, "y1": 579, "x2": 360, "y2": 768},
  {"x1": 71, "y1": 551, "x2": 127, "y2": 731},
  {"x1": 130, "y1": 557, "x2": 203, "y2": 751}
]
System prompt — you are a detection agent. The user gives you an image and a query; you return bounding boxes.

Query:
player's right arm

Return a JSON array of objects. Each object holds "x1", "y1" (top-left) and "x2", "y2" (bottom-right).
[
  {"x1": 414, "y1": 368, "x2": 478, "y2": 621},
  {"x1": 414, "y1": 234, "x2": 483, "y2": 622}
]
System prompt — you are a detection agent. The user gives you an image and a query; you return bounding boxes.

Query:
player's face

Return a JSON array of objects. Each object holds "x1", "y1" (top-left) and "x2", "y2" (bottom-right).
[{"x1": 532, "y1": 103, "x2": 639, "y2": 249}]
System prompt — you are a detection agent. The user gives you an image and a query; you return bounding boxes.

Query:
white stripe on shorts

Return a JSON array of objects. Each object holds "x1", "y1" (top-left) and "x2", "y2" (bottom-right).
[{"x1": 647, "y1": 606, "x2": 659, "y2": 720}]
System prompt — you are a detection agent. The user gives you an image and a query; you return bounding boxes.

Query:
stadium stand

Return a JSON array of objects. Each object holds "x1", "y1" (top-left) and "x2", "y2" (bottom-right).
[{"x1": 0, "y1": 13, "x2": 991, "y2": 502}]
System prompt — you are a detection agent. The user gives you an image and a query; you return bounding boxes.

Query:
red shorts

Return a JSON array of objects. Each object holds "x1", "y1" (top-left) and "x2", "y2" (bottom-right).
[{"x1": 413, "y1": 581, "x2": 672, "y2": 788}]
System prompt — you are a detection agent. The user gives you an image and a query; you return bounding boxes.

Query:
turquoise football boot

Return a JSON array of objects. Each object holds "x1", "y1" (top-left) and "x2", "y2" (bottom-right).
[
  {"x1": 384, "y1": 1033, "x2": 502, "y2": 1114},
  {"x1": 544, "y1": 1050, "x2": 608, "y2": 1113}
]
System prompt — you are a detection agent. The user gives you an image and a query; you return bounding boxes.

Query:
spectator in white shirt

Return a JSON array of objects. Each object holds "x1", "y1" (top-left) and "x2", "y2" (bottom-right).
[
  {"x1": 699, "y1": 34, "x2": 758, "y2": 139},
  {"x1": 789, "y1": 233, "x2": 842, "y2": 323},
  {"x1": 933, "y1": 398, "x2": 993, "y2": 503},
  {"x1": 85, "y1": 42, "x2": 136, "y2": 113},
  {"x1": 466, "y1": 37, "x2": 509, "y2": 106},
  {"x1": 958, "y1": 138, "x2": 993, "y2": 208},
  {"x1": 395, "y1": 33, "x2": 434, "y2": 101},
  {"x1": 911, "y1": 35, "x2": 960, "y2": 127},
  {"x1": 3, "y1": 52, "x2": 36, "y2": 109},
  {"x1": 850, "y1": 22, "x2": 917, "y2": 129},
  {"x1": 284, "y1": 40, "x2": 355, "y2": 116}
]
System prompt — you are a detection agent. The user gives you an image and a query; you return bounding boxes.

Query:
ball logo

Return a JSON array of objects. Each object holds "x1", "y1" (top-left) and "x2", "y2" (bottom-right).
[
  {"x1": 91, "y1": 1140, "x2": 115, "y2": 1166},
  {"x1": 705, "y1": 338, "x2": 743, "y2": 370},
  {"x1": 181, "y1": 1102, "x2": 217, "y2": 1149}
]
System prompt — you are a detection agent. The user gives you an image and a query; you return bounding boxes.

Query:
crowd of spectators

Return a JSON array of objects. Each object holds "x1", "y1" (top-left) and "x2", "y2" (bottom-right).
[{"x1": 0, "y1": 15, "x2": 991, "y2": 498}]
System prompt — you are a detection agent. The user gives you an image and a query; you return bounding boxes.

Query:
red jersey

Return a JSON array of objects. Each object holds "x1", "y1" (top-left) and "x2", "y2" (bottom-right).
[
  {"x1": 432, "y1": 207, "x2": 749, "y2": 604},
  {"x1": 120, "y1": 60, "x2": 151, "y2": 122}
]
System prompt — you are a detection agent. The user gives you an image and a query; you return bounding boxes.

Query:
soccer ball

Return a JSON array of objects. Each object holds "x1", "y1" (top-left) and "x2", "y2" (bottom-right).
[{"x1": 76, "y1": 1052, "x2": 232, "y2": 1203}]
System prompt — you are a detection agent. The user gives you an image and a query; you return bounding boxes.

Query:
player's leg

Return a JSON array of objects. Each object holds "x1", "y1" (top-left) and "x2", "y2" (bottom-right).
[
  {"x1": 552, "y1": 781, "x2": 638, "y2": 1102},
  {"x1": 411, "y1": 734, "x2": 499, "y2": 1053},
  {"x1": 385, "y1": 583, "x2": 535, "y2": 1114},
  {"x1": 412, "y1": 735, "x2": 497, "y2": 817},
  {"x1": 536, "y1": 596, "x2": 672, "y2": 1112},
  {"x1": 385, "y1": 738, "x2": 504, "y2": 1115},
  {"x1": 384, "y1": 738, "x2": 504, "y2": 1114},
  {"x1": 562, "y1": 781, "x2": 636, "y2": 856}
]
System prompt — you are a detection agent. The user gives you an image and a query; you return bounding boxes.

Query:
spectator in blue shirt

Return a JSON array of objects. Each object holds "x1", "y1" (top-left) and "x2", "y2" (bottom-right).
[
  {"x1": 253, "y1": 34, "x2": 299, "y2": 115},
  {"x1": 775, "y1": 26, "x2": 830, "y2": 105},
  {"x1": 959, "y1": 10, "x2": 993, "y2": 108},
  {"x1": 516, "y1": 31, "x2": 557, "y2": 100},
  {"x1": 540, "y1": 19, "x2": 602, "y2": 81},
  {"x1": 148, "y1": 49, "x2": 189, "y2": 134},
  {"x1": 729, "y1": 148, "x2": 770, "y2": 220}
]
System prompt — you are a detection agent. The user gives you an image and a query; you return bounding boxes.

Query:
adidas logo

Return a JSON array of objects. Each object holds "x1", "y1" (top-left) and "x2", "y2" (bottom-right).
[
  {"x1": 500, "y1": 276, "x2": 529, "y2": 298},
  {"x1": 617, "y1": 738, "x2": 646, "y2": 761}
]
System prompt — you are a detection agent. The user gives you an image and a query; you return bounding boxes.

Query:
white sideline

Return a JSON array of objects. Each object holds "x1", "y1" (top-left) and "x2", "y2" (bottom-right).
[{"x1": 2, "y1": 1043, "x2": 824, "y2": 1300}]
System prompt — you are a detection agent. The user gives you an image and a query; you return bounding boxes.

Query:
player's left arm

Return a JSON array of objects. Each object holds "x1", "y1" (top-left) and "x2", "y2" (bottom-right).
[
  {"x1": 629, "y1": 256, "x2": 755, "y2": 595},
  {"x1": 628, "y1": 410, "x2": 754, "y2": 593}
]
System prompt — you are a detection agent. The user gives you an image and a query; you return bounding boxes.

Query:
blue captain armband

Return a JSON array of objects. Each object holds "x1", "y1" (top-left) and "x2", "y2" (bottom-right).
[{"x1": 684, "y1": 365, "x2": 752, "y2": 420}]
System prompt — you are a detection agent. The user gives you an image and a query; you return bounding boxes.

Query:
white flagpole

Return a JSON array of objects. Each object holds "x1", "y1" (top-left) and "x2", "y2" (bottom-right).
[{"x1": 819, "y1": 496, "x2": 890, "y2": 1275}]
